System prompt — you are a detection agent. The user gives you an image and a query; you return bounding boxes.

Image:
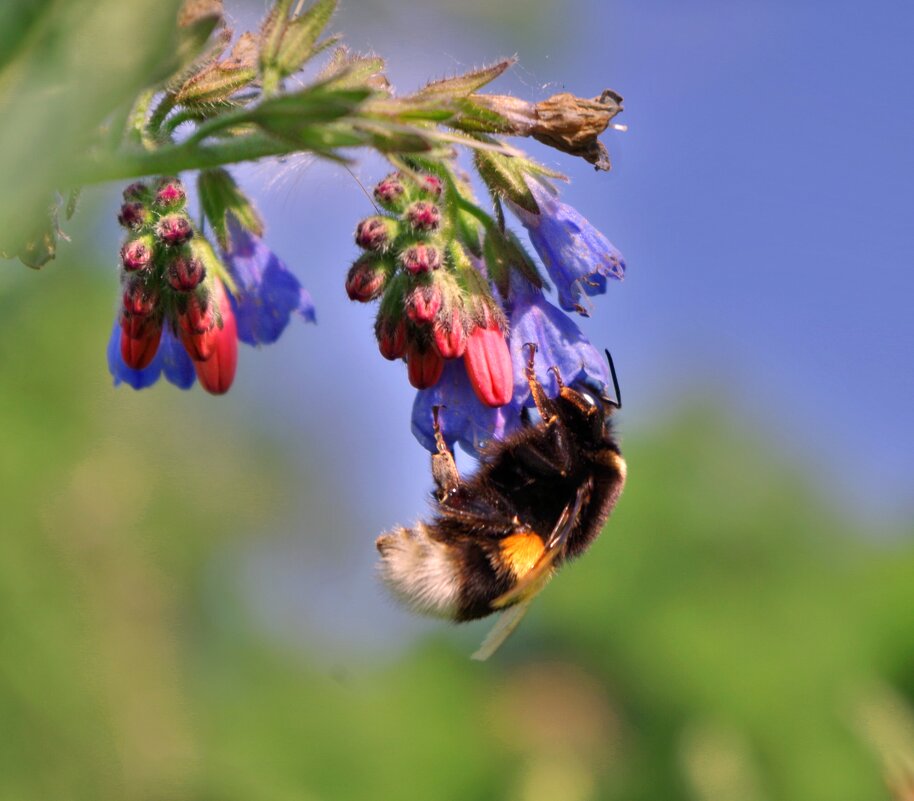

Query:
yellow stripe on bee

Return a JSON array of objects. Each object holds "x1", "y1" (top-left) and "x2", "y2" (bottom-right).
[{"x1": 500, "y1": 531, "x2": 546, "y2": 578}]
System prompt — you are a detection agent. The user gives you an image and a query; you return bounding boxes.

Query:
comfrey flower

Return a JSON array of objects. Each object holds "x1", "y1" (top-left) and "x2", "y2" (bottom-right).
[
  {"x1": 412, "y1": 359, "x2": 521, "y2": 456},
  {"x1": 222, "y1": 215, "x2": 316, "y2": 345},
  {"x1": 505, "y1": 275, "x2": 611, "y2": 405},
  {"x1": 507, "y1": 177, "x2": 625, "y2": 315}
]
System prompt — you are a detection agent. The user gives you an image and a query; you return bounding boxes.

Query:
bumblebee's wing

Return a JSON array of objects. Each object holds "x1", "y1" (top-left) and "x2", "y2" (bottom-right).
[
  {"x1": 471, "y1": 596, "x2": 534, "y2": 661},
  {"x1": 491, "y1": 481, "x2": 589, "y2": 610}
]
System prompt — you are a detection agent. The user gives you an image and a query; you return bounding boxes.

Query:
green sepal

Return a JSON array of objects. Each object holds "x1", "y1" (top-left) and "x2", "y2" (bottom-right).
[
  {"x1": 482, "y1": 228, "x2": 543, "y2": 298},
  {"x1": 473, "y1": 150, "x2": 538, "y2": 213},
  {"x1": 414, "y1": 58, "x2": 515, "y2": 101},
  {"x1": 175, "y1": 33, "x2": 258, "y2": 107},
  {"x1": 274, "y1": 0, "x2": 339, "y2": 76},
  {"x1": 198, "y1": 168, "x2": 263, "y2": 251},
  {"x1": 192, "y1": 235, "x2": 237, "y2": 296}
]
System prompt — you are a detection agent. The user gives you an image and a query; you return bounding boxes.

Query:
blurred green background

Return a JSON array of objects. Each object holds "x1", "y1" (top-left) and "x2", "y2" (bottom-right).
[{"x1": 2, "y1": 1, "x2": 914, "y2": 800}]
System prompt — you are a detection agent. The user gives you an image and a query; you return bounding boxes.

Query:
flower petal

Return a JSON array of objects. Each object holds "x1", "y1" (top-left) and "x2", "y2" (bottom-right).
[
  {"x1": 412, "y1": 360, "x2": 521, "y2": 456},
  {"x1": 508, "y1": 179, "x2": 625, "y2": 314},
  {"x1": 223, "y1": 216, "x2": 316, "y2": 346}
]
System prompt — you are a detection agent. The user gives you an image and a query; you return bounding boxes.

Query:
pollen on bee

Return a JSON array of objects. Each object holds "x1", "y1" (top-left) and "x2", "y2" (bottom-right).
[{"x1": 500, "y1": 531, "x2": 546, "y2": 578}]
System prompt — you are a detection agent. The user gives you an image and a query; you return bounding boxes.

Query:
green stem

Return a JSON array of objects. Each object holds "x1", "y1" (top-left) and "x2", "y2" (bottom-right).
[{"x1": 78, "y1": 135, "x2": 292, "y2": 184}]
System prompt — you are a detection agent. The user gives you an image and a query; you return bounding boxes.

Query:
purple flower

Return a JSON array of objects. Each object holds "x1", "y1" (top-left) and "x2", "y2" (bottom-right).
[
  {"x1": 223, "y1": 216, "x2": 316, "y2": 346},
  {"x1": 508, "y1": 179, "x2": 625, "y2": 315},
  {"x1": 107, "y1": 319, "x2": 196, "y2": 390},
  {"x1": 506, "y1": 276, "x2": 611, "y2": 406},
  {"x1": 412, "y1": 360, "x2": 522, "y2": 456}
]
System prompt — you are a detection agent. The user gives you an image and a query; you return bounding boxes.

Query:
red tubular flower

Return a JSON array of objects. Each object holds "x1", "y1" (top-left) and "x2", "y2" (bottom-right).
[
  {"x1": 376, "y1": 317, "x2": 407, "y2": 360},
  {"x1": 463, "y1": 323, "x2": 513, "y2": 407},
  {"x1": 178, "y1": 292, "x2": 216, "y2": 360},
  {"x1": 193, "y1": 281, "x2": 238, "y2": 395},
  {"x1": 407, "y1": 342, "x2": 444, "y2": 389},
  {"x1": 120, "y1": 317, "x2": 162, "y2": 370},
  {"x1": 433, "y1": 313, "x2": 467, "y2": 359}
]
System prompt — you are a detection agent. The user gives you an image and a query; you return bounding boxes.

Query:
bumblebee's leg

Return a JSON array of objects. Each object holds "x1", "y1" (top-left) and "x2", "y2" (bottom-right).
[
  {"x1": 523, "y1": 343, "x2": 558, "y2": 423},
  {"x1": 430, "y1": 405, "x2": 461, "y2": 496}
]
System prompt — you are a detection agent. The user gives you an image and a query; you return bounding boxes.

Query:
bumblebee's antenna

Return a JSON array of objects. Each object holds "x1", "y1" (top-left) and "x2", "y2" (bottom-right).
[{"x1": 604, "y1": 349, "x2": 622, "y2": 410}]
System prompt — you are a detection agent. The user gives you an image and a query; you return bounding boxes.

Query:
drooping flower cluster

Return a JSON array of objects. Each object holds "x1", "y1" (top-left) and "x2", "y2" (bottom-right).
[
  {"x1": 345, "y1": 163, "x2": 625, "y2": 456},
  {"x1": 108, "y1": 171, "x2": 314, "y2": 394},
  {"x1": 347, "y1": 171, "x2": 513, "y2": 407}
]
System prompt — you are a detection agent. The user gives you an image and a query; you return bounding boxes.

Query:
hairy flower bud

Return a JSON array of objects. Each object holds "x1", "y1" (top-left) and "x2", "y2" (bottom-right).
[
  {"x1": 117, "y1": 202, "x2": 149, "y2": 229},
  {"x1": 167, "y1": 252, "x2": 206, "y2": 292},
  {"x1": 355, "y1": 216, "x2": 397, "y2": 251},
  {"x1": 122, "y1": 182, "x2": 150, "y2": 202},
  {"x1": 407, "y1": 342, "x2": 445, "y2": 389},
  {"x1": 405, "y1": 283, "x2": 442, "y2": 324},
  {"x1": 120, "y1": 235, "x2": 154, "y2": 271},
  {"x1": 156, "y1": 214, "x2": 194, "y2": 246},
  {"x1": 418, "y1": 174, "x2": 443, "y2": 199},
  {"x1": 122, "y1": 278, "x2": 158, "y2": 317},
  {"x1": 400, "y1": 243, "x2": 441, "y2": 275},
  {"x1": 120, "y1": 317, "x2": 162, "y2": 370},
  {"x1": 193, "y1": 281, "x2": 238, "y2": 395},
  {"x1": 376, "y1": 316, "x2": 407, "y2": 361},
  {"x1": 463, "y1": 322, "x2": 513, "y2": 407},
  {"x1": 154, "y1": 180, "x2": 187, "y2": 210},
  {"x1": 406, "y1": 201, "x2": 440, "y2": 233},
  {"x1": 373, "y1": 173, "x2": 406, "y2": 211},
  {"x1": 346, "y1": 255, "x2": 389, "y2": 302}
]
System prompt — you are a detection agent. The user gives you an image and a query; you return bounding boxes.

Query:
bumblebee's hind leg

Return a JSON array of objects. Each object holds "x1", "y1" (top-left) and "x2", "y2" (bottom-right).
[{"x1": 431, "y1": 405, "x2": 461, "y2": 498}]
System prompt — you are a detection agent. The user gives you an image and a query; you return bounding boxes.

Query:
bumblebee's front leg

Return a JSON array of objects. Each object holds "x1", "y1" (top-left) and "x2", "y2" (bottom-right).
[{"x1": 430, "y1": 405, "x2": 461, "y2": 499}]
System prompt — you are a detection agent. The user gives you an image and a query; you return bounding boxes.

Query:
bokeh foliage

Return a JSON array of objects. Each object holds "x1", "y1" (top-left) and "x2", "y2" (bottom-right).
[{"x1": 2, "y1": 267, "x2": 914, "y2": 801}]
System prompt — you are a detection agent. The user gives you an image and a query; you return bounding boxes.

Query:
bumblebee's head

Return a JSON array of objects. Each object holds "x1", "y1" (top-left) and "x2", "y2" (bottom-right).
[{"x1": 554, "y1": 350, "x2": 621, "y2": 443}]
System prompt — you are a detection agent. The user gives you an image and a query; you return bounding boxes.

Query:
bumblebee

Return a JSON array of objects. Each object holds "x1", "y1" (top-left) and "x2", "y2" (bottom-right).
[{"x1": 376, "y1": 344, "x2": 626, "y2": 659}]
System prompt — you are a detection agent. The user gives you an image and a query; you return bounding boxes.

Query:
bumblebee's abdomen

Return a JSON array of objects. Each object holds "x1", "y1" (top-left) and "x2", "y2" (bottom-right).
[{"x1": 376, "y1": 523, "x2": 548, "y2": 622}]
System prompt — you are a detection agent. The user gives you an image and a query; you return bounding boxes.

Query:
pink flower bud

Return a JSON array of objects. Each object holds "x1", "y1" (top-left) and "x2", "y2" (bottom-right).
[
  {"x1": 155, "y1": 214, "x2": 193, "y2": 246},
  {"x1": 192, "y1": 281, "x2": 238, "y2": 395},
  {"x1": 406, "y1": 201, "x2": 440, "y2": 233},
  {"x1": 117, "y1": 202, "x2": 148, "y2": 229},
  {"x1": 418, "y1": 174, "x2": 443, "y2": 199},
  {"x1": 120, "y1": 236, "x2": 154, "y2": 271},
  {"x1": 373, "y1": 173, "x2": 406, "y2": 210},
  {"x1": 376, "y1": 317, "x2": 407, "y2": 361},
  {"x1": 345, "y1": 256, "x2": 388, "y2": 302},
  {"x1": 405, "y1": 284, "x2": 442, "y2": 324},
  {"x1": 355, "y1": 216, "x2": 396, "y2": 251},
  {"x1": 463, "y1": 323, "x2": 513, "y2": 407},
  {"x1": 122, "y1": 182, "x2": 149, "y2": 201},
  {"x1": 154, "y1": 181, "x2": 187, "y2": 209},
  {"x1": 122, "y1": 279, "x2": 158, "y2": 317},
  {"x1": 167, "y1": 253, "x2": 206, "y2": 291},
  {"x1": 120, "y1": 317, "x2": 162, "y2": 370},
  {"x1": 407, "y1": 343, "x2": 444, "y2": 389},
  {"x1": 400, "y1": 243, "x2": 440, "y2": 275},
  {"x1": 433, "y1": 315, "x2": 467, "y2": 359}
]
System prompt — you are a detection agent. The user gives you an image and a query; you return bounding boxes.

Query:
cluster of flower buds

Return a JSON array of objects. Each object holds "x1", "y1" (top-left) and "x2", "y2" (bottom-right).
[
  {"x1": 345, "y1": 170, "x2": 512, "y2": 407},
  {"x1": 115, "y1": 177, "x2": 238, "y2": 394}
]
